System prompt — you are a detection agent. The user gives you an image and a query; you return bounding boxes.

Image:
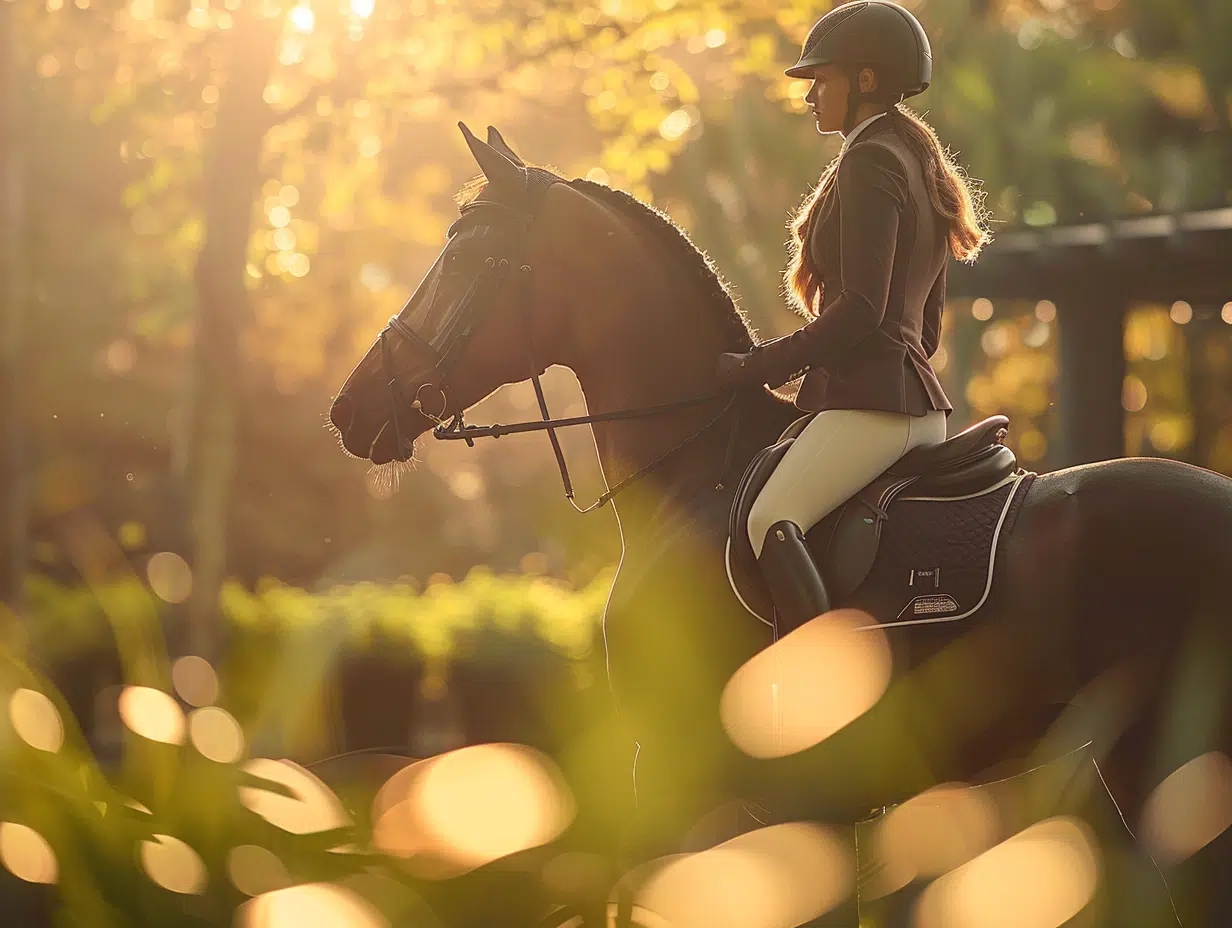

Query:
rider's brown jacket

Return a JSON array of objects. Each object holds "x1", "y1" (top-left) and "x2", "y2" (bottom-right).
[{"x1": 749, "y1": 116, "x2": 953, "y2": 417}]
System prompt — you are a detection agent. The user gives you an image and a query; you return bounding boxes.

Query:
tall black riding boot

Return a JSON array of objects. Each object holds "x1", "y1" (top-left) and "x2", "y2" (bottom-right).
[{"x1": 757, "y1": 520, "x2": 832, "y2": 637}]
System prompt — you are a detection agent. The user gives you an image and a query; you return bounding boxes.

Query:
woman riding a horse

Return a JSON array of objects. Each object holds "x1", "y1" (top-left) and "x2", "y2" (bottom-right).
[{"x1": 716, "y1": 0, "x2": 991, "y2": 633}]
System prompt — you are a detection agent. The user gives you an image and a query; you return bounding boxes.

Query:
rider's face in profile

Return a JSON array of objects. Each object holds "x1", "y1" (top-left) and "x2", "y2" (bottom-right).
[{"x1": 803, "y1": 64, "x2": 877, "y2": 136}]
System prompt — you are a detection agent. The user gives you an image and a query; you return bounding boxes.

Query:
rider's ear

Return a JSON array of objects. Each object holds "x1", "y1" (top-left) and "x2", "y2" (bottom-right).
[
  {"x1": 859, "y1": 67, "x2": 879, "y2": 94},
  {"x1": 459, "y1": 121, "x2": 525, "y2": 197}
]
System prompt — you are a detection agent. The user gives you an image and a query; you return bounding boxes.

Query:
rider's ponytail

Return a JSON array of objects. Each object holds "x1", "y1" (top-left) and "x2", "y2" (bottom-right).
[{"x1": 785, "y1": 105, "x2": 992, "y2": 319}]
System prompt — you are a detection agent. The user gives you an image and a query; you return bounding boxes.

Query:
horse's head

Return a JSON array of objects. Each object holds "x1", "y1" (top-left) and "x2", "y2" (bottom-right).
[{"x1": 329, "y1": 124, "x2": 612, "y2": 464}]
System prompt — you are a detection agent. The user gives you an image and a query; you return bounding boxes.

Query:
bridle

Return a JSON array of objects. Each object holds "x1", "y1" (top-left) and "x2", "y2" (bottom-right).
[{"x1": 376, "y1": 171, "x2": 743, "y2": 513}]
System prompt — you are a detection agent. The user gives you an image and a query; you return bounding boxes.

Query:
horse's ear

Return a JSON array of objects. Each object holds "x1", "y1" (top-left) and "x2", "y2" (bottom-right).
[
  {"x1": 485, "y1": 126, "x2": 526, "y2": 167},
  {"x1": 458, "y1": 121, "x2": 524, "y2": 195}
]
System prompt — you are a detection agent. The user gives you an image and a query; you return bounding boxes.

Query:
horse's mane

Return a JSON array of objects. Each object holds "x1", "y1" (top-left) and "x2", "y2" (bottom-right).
[
  {"x1": 455, "y1": 171, "x2": 755, "y2": 351},
  {"x1": 572, "y1": 178, "x2": 755, "y2": 351}
]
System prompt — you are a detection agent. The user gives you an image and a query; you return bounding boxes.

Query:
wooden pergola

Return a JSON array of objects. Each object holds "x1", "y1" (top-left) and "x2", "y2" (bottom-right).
[{"x1": 949, "y1": 206, "x2": 1232, "y2": 467}]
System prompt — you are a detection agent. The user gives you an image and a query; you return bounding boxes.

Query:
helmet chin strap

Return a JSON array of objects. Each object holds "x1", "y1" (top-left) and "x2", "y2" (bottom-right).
[
  {"x1": 841, "y1": 64, "x2": 902, "y2": 136},
  {"x1": 841, "y1": 64, "x2": 872, "y2": 135}
]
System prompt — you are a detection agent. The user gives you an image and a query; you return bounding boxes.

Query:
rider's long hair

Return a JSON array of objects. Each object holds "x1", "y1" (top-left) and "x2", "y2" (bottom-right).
[{"x1": 785, "y1": 104, "x2": 991, "y2": 317}]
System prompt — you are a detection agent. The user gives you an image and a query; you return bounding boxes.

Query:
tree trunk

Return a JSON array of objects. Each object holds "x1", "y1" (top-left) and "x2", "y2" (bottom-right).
[
  {"x1": 184, "y1": 10, "x2": 280, "y2": 657},
  {"x1": 0, "y1": 2, "x2": 27, "y2": 629}
]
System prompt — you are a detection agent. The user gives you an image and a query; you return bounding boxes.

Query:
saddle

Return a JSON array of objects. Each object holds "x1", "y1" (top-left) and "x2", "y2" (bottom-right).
[{"x1": 728, "y1": 415, "x2": 1019, "y2": 620}]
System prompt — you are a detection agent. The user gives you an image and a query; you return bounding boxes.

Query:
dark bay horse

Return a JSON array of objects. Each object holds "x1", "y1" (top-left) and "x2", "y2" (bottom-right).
[{"x1": 329, "y1": 125, "x2": 1232, "y2": 923}]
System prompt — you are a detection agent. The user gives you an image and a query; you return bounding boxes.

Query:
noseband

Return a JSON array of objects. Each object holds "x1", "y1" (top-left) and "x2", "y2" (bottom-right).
[{"x1": 377, "y1": 173, "x2": 742, "y2": 513}]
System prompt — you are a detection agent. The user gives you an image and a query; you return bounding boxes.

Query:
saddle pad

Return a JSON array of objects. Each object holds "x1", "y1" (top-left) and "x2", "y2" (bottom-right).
[
  {"x1": 727, "y1": 472, "x2": 1034, "y2": 629},
  {"x1": 846, "y1": 473, "x2": 1034, "y2": 626}
]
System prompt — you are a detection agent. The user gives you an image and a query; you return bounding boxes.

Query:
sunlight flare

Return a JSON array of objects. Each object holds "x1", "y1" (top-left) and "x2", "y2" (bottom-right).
[{"x1": 289, "y1": 4, "x2": 315, "y2": 32}]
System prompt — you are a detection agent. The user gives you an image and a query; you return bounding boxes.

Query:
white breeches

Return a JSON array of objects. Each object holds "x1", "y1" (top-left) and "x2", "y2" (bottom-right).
[{"x1": 747, "y1": 408, "x2": 948, "y2": 557}]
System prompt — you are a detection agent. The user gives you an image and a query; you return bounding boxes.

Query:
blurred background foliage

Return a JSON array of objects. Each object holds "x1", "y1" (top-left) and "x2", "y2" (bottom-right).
[
  {"x1": 1, "y1": 0, "x2": 1231, "y2": 922},
  {"x1": 4, "y1": 0, "x2": 1231, "y2": 620}
]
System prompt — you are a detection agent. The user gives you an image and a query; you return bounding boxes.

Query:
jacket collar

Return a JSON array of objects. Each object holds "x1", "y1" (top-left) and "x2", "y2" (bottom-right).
[{"x1": 840, "y1": 111, "x2": 890, "y2": 153}]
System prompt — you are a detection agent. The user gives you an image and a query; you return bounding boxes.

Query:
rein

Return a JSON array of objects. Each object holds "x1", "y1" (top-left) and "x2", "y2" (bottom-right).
[
  {"x1": 378, "y1": 177, "x2": 744, "y2": 513},
  {"x1": 435, "y1": 388, "x2": 743, "y2": 513}
]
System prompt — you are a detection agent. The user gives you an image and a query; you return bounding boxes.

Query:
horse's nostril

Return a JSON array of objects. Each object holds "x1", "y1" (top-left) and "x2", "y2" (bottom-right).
[{"x1": 330, "y1": 395, "x2": 354, "y2": 433}]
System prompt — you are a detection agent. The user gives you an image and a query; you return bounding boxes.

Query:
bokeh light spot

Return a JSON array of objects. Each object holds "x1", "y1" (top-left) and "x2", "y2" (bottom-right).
[
  {"x1": 227, "y1": 845, "x2": 292, "y2": 897},
  {"x1": 288, "y1": 5, "x2": 314, "y2": 32},
  {"x1": 636, "y1": 823, "x2": 852, "y2": 928},
  {"x1": 1141, "y1": 751, "x2": 1232, "y2": 864},
  {"x1": 1121, "y1": 375, "x2": 1148, "y2": 412},
  {"x1": 867, "y1": 783, "x2": 999, "y2": 898},
  {"x1": 9, "y1": 688, "x2": 64, "y2": 753},
  {"x1": 240, "y1": 759, "x2": 350, "y2": 835},
  {"x1": 373, "y1": 743, "x2": 573, "y2": 875},
  {"x1": 236, "y1": 882, "x2": 388, "y2": 928},
  {"x1": 0, "y1": 823, "x2": 58, "y2": 884},
  {"x1": 140, "y1": 834, "x2": 206, "y2": 895},
  {"x1": 119, "y1": 686, "x2": 186, "y2": 744},
  {"x1": 172, "y1": 655, "x2": 218, "y2": 707},
  {"x1": 189, "y1": 707, "x2": 244, "y2": 763},
  {"x1": 104, "y1": 338, "x2": 137, "y2": 373},
  {"x1": 147, "y1": 551, "x2": 192, "y2": 603},
  {"x1": 720, "y1": 610, "x2": 891, "y2": 758},
  {"x1": 913, "y1": 816, "x2": 1099, "y2": 928}
]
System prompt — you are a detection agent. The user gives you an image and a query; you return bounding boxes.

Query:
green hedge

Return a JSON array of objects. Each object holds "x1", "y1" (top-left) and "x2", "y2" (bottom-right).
[{"x1": 21, "y1": 567, "x2": 614, "y2": 666}]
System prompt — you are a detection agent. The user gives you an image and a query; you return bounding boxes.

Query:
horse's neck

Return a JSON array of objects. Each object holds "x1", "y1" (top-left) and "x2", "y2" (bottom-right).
[{"x1": 572, "y1": 320, "x2": 797, "y2": 536}]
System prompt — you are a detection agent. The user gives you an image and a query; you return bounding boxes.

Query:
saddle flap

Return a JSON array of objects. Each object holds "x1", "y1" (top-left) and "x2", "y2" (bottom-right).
[
  {"x1": 819, "y1": 473, "x2": 917, "y2": 601},
  {"x1": 729, "y1": 438, "x2": 796, "y2": 563}
]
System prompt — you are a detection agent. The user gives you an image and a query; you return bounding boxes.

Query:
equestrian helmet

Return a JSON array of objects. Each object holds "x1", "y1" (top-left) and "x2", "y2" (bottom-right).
[{"x1": 786, "y1": 1, "x2": 932, "y2": 100}]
